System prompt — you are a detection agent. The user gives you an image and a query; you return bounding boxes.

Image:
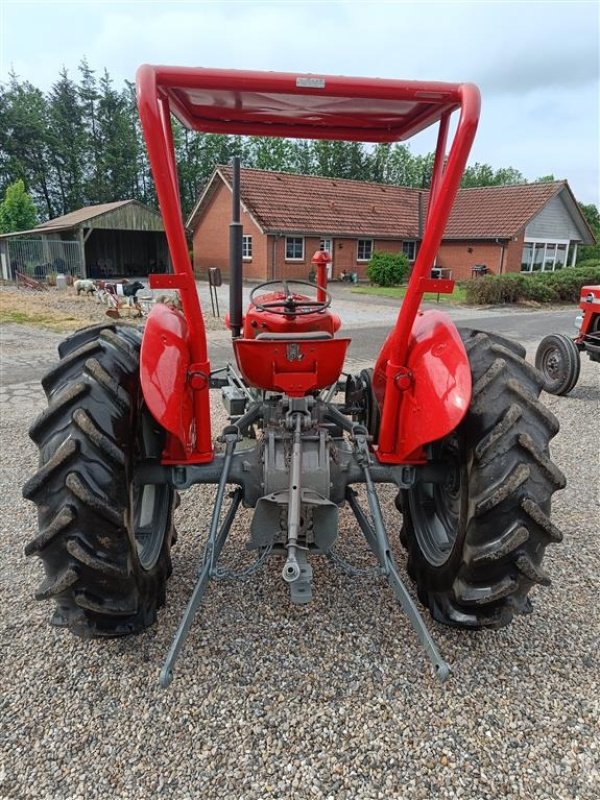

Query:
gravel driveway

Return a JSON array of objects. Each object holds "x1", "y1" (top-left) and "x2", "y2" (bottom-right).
[{"x1": 1, "y1": 322, "x2": 599, "y2": 800}]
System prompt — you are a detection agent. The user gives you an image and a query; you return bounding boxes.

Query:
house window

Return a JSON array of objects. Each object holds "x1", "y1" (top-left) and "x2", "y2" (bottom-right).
[
  {"x1": 242, "y1": 235, "x2": 252, "y2": 260},
  {"x1": 521, "y1": 239, "x2": 570, "y2": 273},
  {"x1": 554, "y1": 243, "x2": 567, "y2": 270},
  {"x1": 357, "y1": 239, "x2": 373, "y2": 261},
  {"x1": 285, "y1": 236, "x2": 304, "y2": 260},
  {"x1": 402, "y1": 240, "x2": 417, "y2": 261}
]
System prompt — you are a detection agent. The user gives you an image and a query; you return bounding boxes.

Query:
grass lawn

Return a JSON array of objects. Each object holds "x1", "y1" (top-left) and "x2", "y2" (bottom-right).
[{"x1": 351, "y1": 284, "x2": 468, "y2": 304}]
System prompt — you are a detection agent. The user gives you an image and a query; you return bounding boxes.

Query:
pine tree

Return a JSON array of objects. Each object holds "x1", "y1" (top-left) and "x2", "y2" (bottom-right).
[
  {"x1": 95, "y1": 69, "x2": 138, "y2": 202},
  {"x1": 123, "y1": 79, "x2": 154, "y2": 205},
  {"x1": 48, "y1": 68, "x2": 86, "y2": 214}
]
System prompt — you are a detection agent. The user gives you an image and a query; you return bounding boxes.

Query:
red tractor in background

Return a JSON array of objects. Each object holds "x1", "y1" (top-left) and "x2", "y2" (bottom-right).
[
  {"x1": 23, "y1": 66, "x2": 565, "y2": 687},
  {"x1": 535, "y1": 284, "x2": 600, "y2": 394}
]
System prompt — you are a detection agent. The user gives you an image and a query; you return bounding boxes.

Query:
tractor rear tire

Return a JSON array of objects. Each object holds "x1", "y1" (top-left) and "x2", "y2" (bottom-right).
[
  {"x1": 23, "y1": 323, "x2": 175, "y2": 637},
  {"x1": 400, "y1": 329, "x2": 565, "y2": 629},
  {"x1": 535, "y1": 333, "x2": 581, "y2": 395}
]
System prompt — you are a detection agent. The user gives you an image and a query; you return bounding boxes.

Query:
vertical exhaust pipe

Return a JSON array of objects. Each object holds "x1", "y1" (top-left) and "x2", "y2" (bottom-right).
[{"x1": 229, "y1": 156, "x2": 243, "y2": 338}]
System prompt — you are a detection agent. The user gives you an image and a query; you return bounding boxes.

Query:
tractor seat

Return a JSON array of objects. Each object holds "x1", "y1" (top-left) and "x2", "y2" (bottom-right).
[{"x1": 255, "y1": 331, "x2": 333, "y2": 341}]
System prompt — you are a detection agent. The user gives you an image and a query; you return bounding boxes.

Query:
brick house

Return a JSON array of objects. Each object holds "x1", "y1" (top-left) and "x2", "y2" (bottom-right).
[{"x1": 187, "y1": 167, "x2": 594, "y2": 282}]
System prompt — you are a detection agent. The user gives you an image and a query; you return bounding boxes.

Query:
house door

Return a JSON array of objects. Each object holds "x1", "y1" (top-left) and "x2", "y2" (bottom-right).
[{"x1": 320, "y1": 239, "x2": 333, "y2": 279}]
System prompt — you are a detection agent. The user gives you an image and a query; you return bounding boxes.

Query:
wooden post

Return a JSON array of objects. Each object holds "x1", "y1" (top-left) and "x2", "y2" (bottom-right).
[{"x1": 78, "y1": 228, "x2": 87, "y2": 278}]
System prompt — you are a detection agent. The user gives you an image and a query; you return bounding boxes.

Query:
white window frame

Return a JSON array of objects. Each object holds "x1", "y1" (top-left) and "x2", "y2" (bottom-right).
[
  {"x1": 357, "y1": 239, "x2": 373, "y2": 262},
  {"x1": 402, "y1": 240, "x2": 417, "y2": 262},
  {"x1": 242, "y1": 235, "x2": 252, "y2": 260},
  {"x1": 285, "y1": 236, "x2": 304, "y2": 261},
  {"x1": 521, "y1": 237, "x2": 570, "y2": 273}
]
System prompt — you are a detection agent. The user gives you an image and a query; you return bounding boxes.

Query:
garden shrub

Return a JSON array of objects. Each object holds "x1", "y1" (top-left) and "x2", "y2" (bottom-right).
[
  {"x1": 463, "y1": 265, "x2": 600, "y2": 305},
  {"x1": 366, "y1": 250, "x2": 410, "y2": 287},
  {"x1": 575, "y1": 258, "x2": 600, "y2": 276}
]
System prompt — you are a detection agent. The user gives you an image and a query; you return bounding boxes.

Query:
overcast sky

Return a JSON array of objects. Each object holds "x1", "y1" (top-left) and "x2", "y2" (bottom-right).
[{"x1": 1, "y1": 0, "x2": 598, "y2": 204}]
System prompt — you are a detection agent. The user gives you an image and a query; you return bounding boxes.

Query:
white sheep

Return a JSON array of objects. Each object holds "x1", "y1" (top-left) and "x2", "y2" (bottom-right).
[{"x1": 74, "y1": 279, "x2": 97, "y2": 296}]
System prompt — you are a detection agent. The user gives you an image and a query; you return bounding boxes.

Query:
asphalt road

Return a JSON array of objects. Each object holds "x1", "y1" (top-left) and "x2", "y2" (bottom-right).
[
  {"x1": 207, "y1": 306, "x2": 577, "y2": 368},
  {"x1": 344, "y1": 308, "x2": 577, "y2": 365},
  {"x1": 0, "y1": 302, "x2": 578, "y2": 387}
]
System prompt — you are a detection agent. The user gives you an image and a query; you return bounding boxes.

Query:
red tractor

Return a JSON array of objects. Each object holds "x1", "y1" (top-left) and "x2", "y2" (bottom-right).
[
  {"x1": 535, "y1": 285, "x2": 600, "y2": 394},
  {"x1": 23, "y1": 66, "x2": 565, "y2": 686}
]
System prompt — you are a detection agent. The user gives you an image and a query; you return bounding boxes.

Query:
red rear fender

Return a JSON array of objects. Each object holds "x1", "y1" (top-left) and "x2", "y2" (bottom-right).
[
  {"x1": 374, "y1": 310, "x2": 471, "y2": 462},
  {"x1": 140, "y1": 303, "x2": 194, "y2": 454}
]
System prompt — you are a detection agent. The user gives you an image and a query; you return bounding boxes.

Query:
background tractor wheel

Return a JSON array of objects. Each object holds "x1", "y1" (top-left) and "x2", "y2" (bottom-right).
[
  {"x1": 535, "y1": 333, "x2": 581, "y2": 395},
  {"x1": 23, "y1": 323, "x2": 175, "y2": 637},
  {"x1": 399, "y1": 329, "x2": 565, "y2": 629}
]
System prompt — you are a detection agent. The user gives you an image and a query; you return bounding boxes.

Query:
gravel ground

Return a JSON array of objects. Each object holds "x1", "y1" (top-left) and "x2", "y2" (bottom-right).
[{"x1": 1, "y1": 323, "x2": 599, "y2": 800}]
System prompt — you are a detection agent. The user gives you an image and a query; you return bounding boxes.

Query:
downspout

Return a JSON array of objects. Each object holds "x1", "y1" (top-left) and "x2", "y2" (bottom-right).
[
  {"x1": 497, "y1": 238, "x2": 506, "y2": 274},
  {"x1": 271, "y1": 233, "x2": 283, "y2": 280}
]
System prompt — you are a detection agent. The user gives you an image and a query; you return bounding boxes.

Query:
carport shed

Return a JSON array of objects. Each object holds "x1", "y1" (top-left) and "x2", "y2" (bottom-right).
[{"x1": 0, "y1": 200, "x2": 170, "y2": 280}]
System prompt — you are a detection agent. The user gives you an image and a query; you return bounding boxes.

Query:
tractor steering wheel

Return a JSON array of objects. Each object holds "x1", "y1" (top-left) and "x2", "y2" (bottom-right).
[{"x1": 249, "y1": 279, "x2": 332, "y2": 316}]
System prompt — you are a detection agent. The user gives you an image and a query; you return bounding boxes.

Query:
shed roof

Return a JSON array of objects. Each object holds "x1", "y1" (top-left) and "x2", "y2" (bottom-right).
[
  {"x1": 35, "y1": 200, "x2": 141, "y2": 230},
  {"x1": 188, "y1": 168, "x2": 594, "y2": 243}
]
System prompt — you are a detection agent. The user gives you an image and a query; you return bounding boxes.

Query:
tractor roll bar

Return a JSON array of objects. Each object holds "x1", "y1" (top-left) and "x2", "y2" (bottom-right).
[{"x1": 136, "y1": 65, "x2": 480, "y2": 463}]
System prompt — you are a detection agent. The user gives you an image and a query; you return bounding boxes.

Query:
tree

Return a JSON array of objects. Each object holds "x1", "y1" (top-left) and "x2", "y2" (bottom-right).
[
  {"x1": 48, "y1": 68, "x2": 86, "y2": 214},
  {"x1": 78, "y1": 59, "x2": 102, "y2": 203},
  {"x1": 461, "y1": 162, "x2": 497, "y2": 188},
  {"x1": 0, "y1": 179, "x2": 38, "y2": 233},
  {"x1": 576, "y1": 202, "x2": 600, "y2": 263},
  {"x1": 292, "y1": 140, "x2": 314, "y2": 174},
  {"x1": 0, "y1": 72, "x2": 56, "y2": 218},
  {"x1": 94, "y1": 70, "x2": 131, "y2": 202},
  {"x1": 247, "y1": 136, "x2": 295, "y2": 173},
  {"x1": 578, "y1": 202, "x2": 600, "y2": 232},
  {"x1": 370, "y1": 143, "x2": 391, "y2": 183},
  {"x1": 312, "y1": 140, "x2": 368, "y2": 179},
  {"x1": 494, "y1": 167, "x2": 525, "y2": 185}
]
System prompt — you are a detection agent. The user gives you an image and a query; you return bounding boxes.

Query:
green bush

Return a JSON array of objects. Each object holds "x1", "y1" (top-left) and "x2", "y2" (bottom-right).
[
  {"x1": 462, "y1": 273, "x2": 525, "y2": 305},
  {"x1": 366, "y1": 250, "x2": 410, "y2": 287},
  {"x1": 463, "y1": 265, "x2": 600, "y2": 305},
  {"x1": 573, "y1": 259, "x2": 600, "y2": 271}
]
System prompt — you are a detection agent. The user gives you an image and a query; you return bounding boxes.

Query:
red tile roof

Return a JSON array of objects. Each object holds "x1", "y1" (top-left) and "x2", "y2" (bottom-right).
[
  {"x1": 216, "y1": 167, "x2": 424, "y2": 238},
  {"x1": 190, "y1": 168, "x2": 575, "y2": 242},
  {"x1": 444, "y1": 182, "x2": 563, "y2": 239}
]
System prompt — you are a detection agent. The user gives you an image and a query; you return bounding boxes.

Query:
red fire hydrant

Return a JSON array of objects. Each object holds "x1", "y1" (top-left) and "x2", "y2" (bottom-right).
[{"x1": 311, "y1": 250, "x2": 331, "y2": 302}]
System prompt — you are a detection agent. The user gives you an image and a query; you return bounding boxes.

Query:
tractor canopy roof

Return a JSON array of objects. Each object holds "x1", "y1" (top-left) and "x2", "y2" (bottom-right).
[{"x1": 136, "y1": 65, "x2": 478, "y2": 143}]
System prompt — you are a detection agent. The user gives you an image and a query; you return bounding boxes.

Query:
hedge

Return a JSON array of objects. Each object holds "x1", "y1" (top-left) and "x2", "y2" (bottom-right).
[{"x1": 462, "y1": 264, "x2": 600, "y2": 305}]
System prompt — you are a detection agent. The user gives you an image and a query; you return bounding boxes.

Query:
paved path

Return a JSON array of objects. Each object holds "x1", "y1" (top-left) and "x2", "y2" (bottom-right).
[{"x1": 0, "y1": 294, "x2": 579, "y2": 399}]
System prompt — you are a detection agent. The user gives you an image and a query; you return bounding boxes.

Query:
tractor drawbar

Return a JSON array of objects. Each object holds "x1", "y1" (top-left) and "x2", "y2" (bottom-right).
[{"x1": 156, "y1": 386, "x2": 450, "y2": 687}]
